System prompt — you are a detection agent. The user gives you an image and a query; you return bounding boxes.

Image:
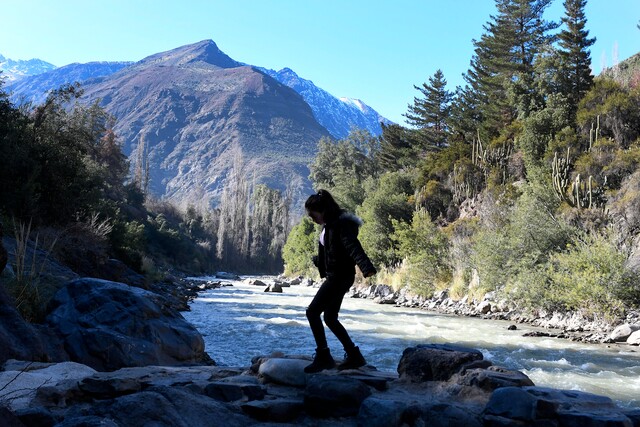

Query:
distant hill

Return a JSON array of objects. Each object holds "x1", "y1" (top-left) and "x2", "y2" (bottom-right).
[
  {"x1": 259, "y1": 67, "x2": 391, "y2": 138},
  {"x1": 600, "y1": 52, "x2": 640, "y2": 87},
  {"x1": 75, "y1": 40, "x2": 331, "y2": 209},
  {"x1": 0, "y1": 54, "x2": 56, "y2": 82},
  {"x1": 6, "y1": 61, "x2": 133, "y2": 104}
]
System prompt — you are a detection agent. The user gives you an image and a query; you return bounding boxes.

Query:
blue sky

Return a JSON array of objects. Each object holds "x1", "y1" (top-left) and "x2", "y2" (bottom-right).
[{"x1": 2, "y1": 0, "x2": 639, "y2": 124}]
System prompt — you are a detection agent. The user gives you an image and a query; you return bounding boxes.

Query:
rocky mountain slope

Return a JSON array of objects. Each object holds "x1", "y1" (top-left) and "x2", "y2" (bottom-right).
[
  {"x1": 259, "y1": 67, "x2": 390, "y2": 138},
  {"x1": 4, "y1": 40, "x2": 392, "y2": 209},
  {"x1": 76, "y1": 40, "x2": 331, "y2": 208},
  {"x1": 6, "y1": 61, "x2": 132, "y2": 104},
  {"x1": 0, "y1": 53, "x2": 55, "y2": 82}
]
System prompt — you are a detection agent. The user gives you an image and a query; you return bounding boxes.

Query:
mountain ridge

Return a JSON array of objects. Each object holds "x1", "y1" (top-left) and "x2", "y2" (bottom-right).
[{"x1": 0, "y1": 54, "x2": 56, "y2": 82}]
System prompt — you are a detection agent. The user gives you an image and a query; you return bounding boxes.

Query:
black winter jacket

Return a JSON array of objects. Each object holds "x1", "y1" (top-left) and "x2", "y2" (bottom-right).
[{"x1": 314, "y1": 212, "x2": 376, "y2": 279}]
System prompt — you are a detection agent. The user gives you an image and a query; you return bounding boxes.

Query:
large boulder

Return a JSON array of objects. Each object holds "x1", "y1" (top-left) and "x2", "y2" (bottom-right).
[
  {"x1": 608, "y1": 323, "x2": 640, "y2": 342},
  {"x1": 483, "y1": 386, "x2": 633, "y2": 425},
  {"x1": 397, "y1": 344, "x2": 484, "y2": 382},
  {"x1": 0, "y1": 285, "x2": 68, "y2": 365},
  {"x1": 304, "y1": 375, "x2": 371, "y2": 418},
  {"x1": 45, "y1": 278, "x2": 212, "y2": 371},
  {"x1": 627, "y1": 330, "x2": 640, "y2": 345}
]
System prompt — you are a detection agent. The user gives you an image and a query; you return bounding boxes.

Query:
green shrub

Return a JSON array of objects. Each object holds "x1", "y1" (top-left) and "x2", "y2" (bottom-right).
[
  {"x1": 282, "y1": 216, "x2": 318, "y2": 277},
  {"x1": 392, "y1": 209, "x2": 452, "y2": 297}
]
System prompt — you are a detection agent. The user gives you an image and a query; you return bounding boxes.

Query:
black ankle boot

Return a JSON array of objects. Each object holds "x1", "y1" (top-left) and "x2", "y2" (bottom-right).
[
  {"x1": 304, "y1": 347, "x2": 336, "y2": 373},
  {"x1": 338, "y1": 346, "x2": 366, "y2": 370}
]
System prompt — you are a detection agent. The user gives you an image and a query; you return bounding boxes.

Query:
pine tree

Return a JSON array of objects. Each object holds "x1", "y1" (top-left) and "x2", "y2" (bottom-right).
[
  {"x1": 404, "y1": 69, "x2": 452, "y2": 149},
  {"x1": 460, "y1": 0, "x2": 556, "y2": 140},
  {"x1": 557, "y1": 0, "x2": 595, "y2": 120}
]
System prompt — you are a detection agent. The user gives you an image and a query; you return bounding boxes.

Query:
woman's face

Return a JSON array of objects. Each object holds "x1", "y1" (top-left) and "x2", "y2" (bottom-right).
[{"x1": 307, "y1": 210, "x2": 325, "y2": 225}]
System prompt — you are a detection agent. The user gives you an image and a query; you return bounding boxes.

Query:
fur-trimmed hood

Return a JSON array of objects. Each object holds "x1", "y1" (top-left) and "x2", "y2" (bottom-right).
[{"x1": 338, "y1": 211, "x2": 364, "y2": 227}]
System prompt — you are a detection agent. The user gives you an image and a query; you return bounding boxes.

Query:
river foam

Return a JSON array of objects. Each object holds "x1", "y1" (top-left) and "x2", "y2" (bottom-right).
[{"x1": 184, "y1": 277, "x2": 640, "y2": 408}]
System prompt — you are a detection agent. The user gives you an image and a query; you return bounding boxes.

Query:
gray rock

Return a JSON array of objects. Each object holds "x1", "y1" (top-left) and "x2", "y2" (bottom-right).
[
  {"x1": 288, "y1": 277, "x2": 302, "y2": 286},
  {"x1": 68, "y1": 386, "x2": 251, "y2": 427},
  {"x1": 342, "y1": 371, "x2": 397, "y2": 391},
  {"x1": 404, "y1": 402, "x2": 483, "y2": 427},
  {"x1": 609, "y1": 324, "x2": 640, "y2": 342},
  {"x1": 458, "y1": 366, "x2": 535, "y2": 391},
  {"x1": 304, "y1": 375, "x2": 372, "y2": 418},
  {"x1": 204, "y1": 382, "x2": 265, "y2": 402},
  {"x1": 0, "y1": 285, "x2": 68, "y2": 366},
  {"x1": 78, "y1": 376, "x2": 142, "y2": 398},
  {"x1": 484, "y1": 386, "x2": 628, "y2": 424},
  {"x1": 397, "y1": 343, "x2": 484, "y2": 382},
  {"x1": 627, "y1": 330, "x2": 640, "y2": 345},
  {"x1": 477, "y1": 300, "x2": 492, "y2": 314},
  {"x1": 246, "y1": 279, "x2": 267, "y2": 287},
  {"x1": 45, "y1": 278, "x2": 212, "y2": 371},
  {"x1": 264, "y1": 283, "x2": 283, "y2": 293},
  {"x1": 0, "y1": 362, "x2": 97, "y2": 410},
  {"x1": 258, "y1": 358, "x2": 309, "y2": 387},
  {"x1": 357, "y1": 397, "x2": 406, "y2": 427},
  {"x1": 241, "y1": 399, "x2": 304, "y2": 423}
]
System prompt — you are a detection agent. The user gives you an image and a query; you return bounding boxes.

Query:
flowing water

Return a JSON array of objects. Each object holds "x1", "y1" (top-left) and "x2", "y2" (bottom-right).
[{"x1": 183, "y1": 277, "x2": 640, "y2": 408}]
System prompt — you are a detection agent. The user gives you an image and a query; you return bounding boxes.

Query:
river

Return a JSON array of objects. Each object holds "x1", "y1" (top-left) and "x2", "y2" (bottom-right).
[{"x1": 183, "y1": 277, "x2": 640, "y2": 408}]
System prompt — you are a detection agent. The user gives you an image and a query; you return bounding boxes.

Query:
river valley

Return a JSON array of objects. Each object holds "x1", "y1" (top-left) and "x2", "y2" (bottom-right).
[{"x1": 183, "y1": 277, "x2": 640, "y2": 409}]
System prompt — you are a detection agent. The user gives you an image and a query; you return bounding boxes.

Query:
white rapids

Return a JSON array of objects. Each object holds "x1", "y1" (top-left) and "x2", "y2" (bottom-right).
[{"x1": 183, "y1": 277, "x2": 640, "y2": 408}]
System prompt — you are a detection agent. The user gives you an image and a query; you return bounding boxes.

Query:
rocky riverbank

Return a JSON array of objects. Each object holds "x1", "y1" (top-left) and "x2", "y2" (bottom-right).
[
  {"x1": 2, "y1": 343, "x2": 639, "y2": 426},
  {"x1": 344, "y1": 282, "x2": 640, "y2": 346}
]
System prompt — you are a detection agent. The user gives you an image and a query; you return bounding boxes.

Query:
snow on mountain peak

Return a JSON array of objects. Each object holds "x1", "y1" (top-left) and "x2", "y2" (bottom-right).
[{"x1": 339, "y1": 97, "x2": 367, "y2": 113}]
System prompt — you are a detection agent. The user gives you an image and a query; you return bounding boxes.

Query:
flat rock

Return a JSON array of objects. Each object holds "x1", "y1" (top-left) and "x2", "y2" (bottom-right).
[
  {"x1": 0, "y1": 362, "x2": 96, "y2": 411},
  {"x1": 304, "y1": 374, "x2": 371, "y2": 418},
  {"x1": 458, "y1": 366, "x2": 535, "y2": 391},
  {"x1": 241, "y1": 399, "x2": 304, "y2": 423},
  {"x1": 258, "y1": 358, "x2": 309, "y2": 387}
]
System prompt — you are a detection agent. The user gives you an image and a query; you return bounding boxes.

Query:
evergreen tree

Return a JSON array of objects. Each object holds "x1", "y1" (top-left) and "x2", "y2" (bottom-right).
[
  {"x1": 404, "y1": 69, "x2": 453, "y2": 150},
  {"x1": 377, "y1": 123, "x2": 419, "y2": 171},
  {"x1": 461, "y1": 0, "x2": 557, "y2": 140},
  {"x1": 557, "y1": 0, "x2": 595, "y2": 120}
]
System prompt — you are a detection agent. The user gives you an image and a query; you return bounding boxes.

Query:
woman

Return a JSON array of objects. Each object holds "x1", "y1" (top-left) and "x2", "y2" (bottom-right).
[{"x1": 304, "y1": 189, "x2": 376, "y2": 373}]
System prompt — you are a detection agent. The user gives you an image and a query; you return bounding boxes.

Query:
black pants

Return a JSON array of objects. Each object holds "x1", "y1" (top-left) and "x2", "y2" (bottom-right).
[{"x1": 306, "y1": 275, "x2": 355, "y2": 351}]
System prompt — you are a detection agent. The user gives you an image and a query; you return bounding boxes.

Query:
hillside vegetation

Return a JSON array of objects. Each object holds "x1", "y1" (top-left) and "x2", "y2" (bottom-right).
[{"x1": 283, "y1": 0, "x2": 640, "y2": 321}]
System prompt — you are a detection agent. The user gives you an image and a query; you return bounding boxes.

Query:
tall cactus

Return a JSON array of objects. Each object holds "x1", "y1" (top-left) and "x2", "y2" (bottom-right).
[
  {"x1": 589, "y1": 115, "x2": 600, "y2": 152},
  {"x1": 552, "y1": 147, "x2": 571, "y2": 202}
]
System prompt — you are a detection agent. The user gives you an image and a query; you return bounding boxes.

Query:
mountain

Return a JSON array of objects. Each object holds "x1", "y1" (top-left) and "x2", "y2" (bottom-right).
[
  {"x1": 76, "y1": 40, "x2": 331, "y2": 208},
  {"x1": 6, "y1": 61, "x2": 133, "y2": 104},
  {"x1": 601, "y1": 52, "x2": 640, "y2": 88},
  {"x1": 259, "y1": 67, "x2": 391, "y2": 138},
  {"x1": 0, "y1": 54, "x2": 56, "y2": 82}
]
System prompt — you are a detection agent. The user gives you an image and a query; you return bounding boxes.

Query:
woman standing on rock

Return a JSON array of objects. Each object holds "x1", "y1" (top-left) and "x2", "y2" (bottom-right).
[{"x1": 304, "y1": 189, "x2": 377, "y2": 373}]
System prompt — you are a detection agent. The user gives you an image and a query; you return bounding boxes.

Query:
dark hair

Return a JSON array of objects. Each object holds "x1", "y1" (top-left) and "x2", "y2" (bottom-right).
[{"x1": 305, "y1": 189, "x2": 342, "y2": 221}]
